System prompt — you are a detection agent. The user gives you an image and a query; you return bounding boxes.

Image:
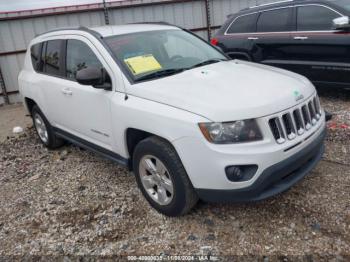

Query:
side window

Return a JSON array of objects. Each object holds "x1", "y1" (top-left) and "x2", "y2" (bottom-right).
[
  {"x1": 43, "y1": 40, "x2": 62, "y2": 76},
  {"x1": 257, "y1": 8, "x2": 293, "y2": 32},
  {"x1": 227, "y1": 13, "x2": 258, "y2": 34},
  {"x1": 66, "y1": 39, "x2": 104, "y2": 80},
  {"x1": 30, "y1": 43, "x2": 42, "y2": 72},
  {"x1": 297, "y1": 5, "x2": 341, "y2": 31}
]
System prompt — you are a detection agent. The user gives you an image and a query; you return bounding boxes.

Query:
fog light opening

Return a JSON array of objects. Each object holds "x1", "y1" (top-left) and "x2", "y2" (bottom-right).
[
  {"x1": 226, "y1": 166, "x2": 243, "y2": 182},
  {"x1": 225, "y1": 165, "x2": 258, "y2": 182}
]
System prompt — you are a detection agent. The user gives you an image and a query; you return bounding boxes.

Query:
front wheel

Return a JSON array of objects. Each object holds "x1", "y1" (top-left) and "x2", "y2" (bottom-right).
[{"x1": 133, "y1": 136, "x2": 198, "y2": 217}]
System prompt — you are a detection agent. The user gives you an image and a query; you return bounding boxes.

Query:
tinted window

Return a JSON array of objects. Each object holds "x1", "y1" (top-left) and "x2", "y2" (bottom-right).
[
  {"x1": 227, "y1": 13, "x2": 258, "y2": 34},
  {"x1": 297, "y1": 5, "x2": 341, "y2": 31},
  {"x1": 30, "y1": 43, "x2": 42, "y2": 71},
  {"x1": 66, "y1": 39, "x2": 103, "y2": 80},
  {"x1": 257, "y1": 8, "x2": 293, "y2": 32},
  {"x1": 43, "y1": 40, "x2": 62, "y2": 76}
]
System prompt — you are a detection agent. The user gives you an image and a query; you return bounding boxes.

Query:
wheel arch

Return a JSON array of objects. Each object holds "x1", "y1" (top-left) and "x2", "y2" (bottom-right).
[
  {"x1": 24, "y1": 97, "x2": 37, "y2": 116},
  {"x1": 125, "y1": 128, "x2": 175, "y2": 171}
]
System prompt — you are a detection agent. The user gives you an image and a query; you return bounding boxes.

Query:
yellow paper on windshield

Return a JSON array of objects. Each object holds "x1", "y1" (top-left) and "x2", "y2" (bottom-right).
[{"x1": 124, "y1": 54, "x2": 162, "y2": 75}]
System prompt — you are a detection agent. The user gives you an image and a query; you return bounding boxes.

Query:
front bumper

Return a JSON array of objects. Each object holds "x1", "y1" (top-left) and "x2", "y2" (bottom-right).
[{"x1": 195, "y1": 128, "x2": 325, "y2": 202}]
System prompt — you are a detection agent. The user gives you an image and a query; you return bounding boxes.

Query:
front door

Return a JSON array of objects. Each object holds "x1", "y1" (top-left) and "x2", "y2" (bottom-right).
[
  {"x1": 287, "y1": 4, "x2": 350, "y2": 87},
  {"x1": 41, "y1": 37, "x2": 114, "y2": 150}
]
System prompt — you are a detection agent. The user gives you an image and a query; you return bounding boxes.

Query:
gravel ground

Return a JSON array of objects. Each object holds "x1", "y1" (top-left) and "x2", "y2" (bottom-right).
[{"x1": 0, "y1": 88, "x2": 349, "y2": 260}]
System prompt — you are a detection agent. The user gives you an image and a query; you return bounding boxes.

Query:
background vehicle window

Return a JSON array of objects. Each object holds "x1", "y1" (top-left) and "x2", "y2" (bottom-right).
[
  {"x1": 66, "y1": 39, "x2": 103, "y2": 80},
  {"x1": 297, "y1": 5, "x2": 341, "y2": 31},
  {"x1": 257, "y1": 8, "x2": 293, "y2": 32},
  {"x1": 43, "y1": 40, "x2": 62, "y2": 76},
  {"x1": 30, "y1": 43, "x2": 41, "y2": 72},
  {"x1": 227, "y1": 13, "x2": 258, "y2": 34}
]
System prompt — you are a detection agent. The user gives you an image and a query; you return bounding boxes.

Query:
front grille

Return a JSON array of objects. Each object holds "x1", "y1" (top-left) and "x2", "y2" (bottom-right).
[{"x1": 269, "y1": 95, "x2": 322, "y2": 144}]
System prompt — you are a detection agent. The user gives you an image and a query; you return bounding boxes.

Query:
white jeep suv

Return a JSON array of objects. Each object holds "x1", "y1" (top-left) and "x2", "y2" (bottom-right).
[{"x1": 19, "y1": 24, "x2": 326, "y2": 216}]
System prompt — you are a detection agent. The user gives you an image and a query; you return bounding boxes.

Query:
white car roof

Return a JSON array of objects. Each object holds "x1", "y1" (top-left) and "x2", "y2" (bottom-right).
[
  {"x1": 33, "y1": 23, "x2": 180, "y2": 44},
  {"x1": 91, "y1": 24, "x2": 179, "y2": 37}
]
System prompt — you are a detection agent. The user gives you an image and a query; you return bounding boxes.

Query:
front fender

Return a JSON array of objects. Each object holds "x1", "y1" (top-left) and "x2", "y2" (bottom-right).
[{"x1": 109, "y1": 93, "x2": 209, "y2": 158}]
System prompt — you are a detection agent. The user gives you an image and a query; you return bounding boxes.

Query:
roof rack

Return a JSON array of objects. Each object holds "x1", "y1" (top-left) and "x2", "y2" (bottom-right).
[
  {"x1": 35, "y1": 26, "x2": 102, "y2": 38},
  {"x1": 128, "y1": 21, "x2": 175, "y2": 26},
  {"x1": 248, "y1": 0, "x2": 294, "y2": 9}
]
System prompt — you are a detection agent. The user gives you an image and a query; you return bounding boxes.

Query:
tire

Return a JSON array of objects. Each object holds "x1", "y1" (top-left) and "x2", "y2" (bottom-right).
[
  {"x1": 31, "y1": 105, "x2": 65, "y2": 149},
  {"x1": 133, "y1": 136, "x2": 198, "y2": 217}
]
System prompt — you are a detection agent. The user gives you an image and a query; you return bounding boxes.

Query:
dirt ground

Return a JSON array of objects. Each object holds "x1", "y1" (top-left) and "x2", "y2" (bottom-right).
[
  {"x1": 0, "y1": 104, "x2": 32, "y2": 142},
  {"x1": 0, "y1": 88, "x2": 349, "y2": 260}
]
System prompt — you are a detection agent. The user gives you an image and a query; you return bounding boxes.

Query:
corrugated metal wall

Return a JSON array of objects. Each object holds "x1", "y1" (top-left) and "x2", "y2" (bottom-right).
[{"x1": 0, "y1": 0, "x2": 277, "y2": 104}]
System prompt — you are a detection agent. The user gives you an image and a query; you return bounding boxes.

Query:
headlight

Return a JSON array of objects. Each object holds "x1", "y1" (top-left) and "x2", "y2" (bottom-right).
[{"x1": 198, "y1": 119, "x2": 263, "y2": 144}]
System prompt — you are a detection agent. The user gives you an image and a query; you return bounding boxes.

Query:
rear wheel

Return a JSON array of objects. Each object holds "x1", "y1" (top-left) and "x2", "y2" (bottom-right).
[
  {"x1": 133, "y1": 136, "x2": 198, "y2": 216},
  {"x1": 32, "y1": 105, "x2": 65, "y2": 149}
]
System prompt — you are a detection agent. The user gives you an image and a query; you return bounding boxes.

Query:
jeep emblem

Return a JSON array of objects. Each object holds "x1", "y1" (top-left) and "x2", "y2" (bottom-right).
[{"x1": 294, "y1": 90, "x2": 304, "y2": 102}]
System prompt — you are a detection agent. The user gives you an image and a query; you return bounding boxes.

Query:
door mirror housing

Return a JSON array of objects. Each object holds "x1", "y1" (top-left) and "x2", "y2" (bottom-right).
[
  {"x1": 333, "y1": 16, "x2": 350, "y2": 30},
  {"x1": 76, "y1": 67, "x2": 112, "y2": 90}
]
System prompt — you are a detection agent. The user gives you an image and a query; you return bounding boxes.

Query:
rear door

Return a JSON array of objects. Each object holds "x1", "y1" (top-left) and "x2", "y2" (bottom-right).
[
  {"x1": 219, "y1": 13, "x2": 258, "y2": 60},
  {"x1": 253, "y1": 7, "x2": 295, "y2": 70},
  {"x1": 288, "y1": 4, "x2": 350, "y2": 87}
]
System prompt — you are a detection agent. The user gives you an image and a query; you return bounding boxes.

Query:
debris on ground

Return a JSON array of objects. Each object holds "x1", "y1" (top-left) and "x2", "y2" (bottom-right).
[{"x1": 12, "y1": 126, "x2": 24, "y2": 134}]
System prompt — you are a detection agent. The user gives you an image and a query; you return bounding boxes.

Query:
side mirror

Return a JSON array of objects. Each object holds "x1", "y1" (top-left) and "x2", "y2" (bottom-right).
[
  {"x1": 333, "y1": 16, "x2": 350, "y2": 30},
  {"x1": 76, "y1": 67, "x2": 112, "y2": 90}
]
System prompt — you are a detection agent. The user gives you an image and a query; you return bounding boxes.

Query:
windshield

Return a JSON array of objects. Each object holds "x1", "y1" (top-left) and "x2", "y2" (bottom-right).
[{"x1": 104, "y1": 29, "x2": 227, "y2": 82}]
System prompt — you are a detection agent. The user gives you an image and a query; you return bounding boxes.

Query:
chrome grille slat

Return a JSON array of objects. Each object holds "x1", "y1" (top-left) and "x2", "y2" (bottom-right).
[
  {"x1": 293, "y1": 109, "x2": 305, "y2": 135},
  {"x1": 269, "y1": 118, "x2": 285, "y2": 144},
  {"x1": 282, "y1": 113, "x2": 296, "y2": 140},
  {"x1": 308, "y1": 101, "x2": 317, "y2": 125},
  {"x1": 313, "y1": 96, "x2": 321, "y2": 119},
  {"x1": 301, "y1": 105, "x2": 312, "y2": 130},
  {"x1": 269, "y1": 95, "x2": 322, "y2": 144}
]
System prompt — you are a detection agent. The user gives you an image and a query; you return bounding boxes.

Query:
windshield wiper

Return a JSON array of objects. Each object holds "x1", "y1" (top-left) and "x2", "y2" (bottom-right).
[
  {"x1": 136, "y1": 68, "x2": 185, "y2": 81},
  {"x1": 187, "y1": 58, "x2": 227, "y2": 70}
]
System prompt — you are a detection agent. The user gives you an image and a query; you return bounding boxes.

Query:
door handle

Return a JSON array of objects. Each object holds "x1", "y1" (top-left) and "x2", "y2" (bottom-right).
[
  {"x1": 62, "y1": 88, "x2": 73, "y2": 96},
  {"x1": 294, "y1": 36, "x2": 308, "y2": 40},
  {"x1": 248, "y1": 37, "x2": 259, "y2": 40}
]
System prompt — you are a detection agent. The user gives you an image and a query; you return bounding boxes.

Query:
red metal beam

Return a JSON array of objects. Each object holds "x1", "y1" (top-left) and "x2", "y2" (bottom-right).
[
  {"x1": 0, "y1": 49, "x2": 27, "y2": 56},
  {"x1": 0, "y1": 90, "x2": 19, "y2": 97}
]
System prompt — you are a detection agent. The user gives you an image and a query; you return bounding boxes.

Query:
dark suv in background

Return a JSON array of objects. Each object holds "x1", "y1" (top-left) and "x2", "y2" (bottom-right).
[{"x1": 212, "y1": 0, "x2": 350, "y2": 89}]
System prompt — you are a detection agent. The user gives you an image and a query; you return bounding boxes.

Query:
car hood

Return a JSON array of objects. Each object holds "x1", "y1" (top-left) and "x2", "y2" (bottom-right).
[{"x1": 126, "y1": 60, "x2": 316, "y2": 122}]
